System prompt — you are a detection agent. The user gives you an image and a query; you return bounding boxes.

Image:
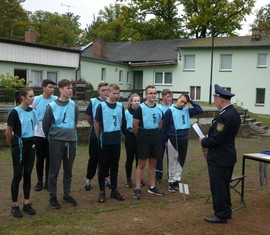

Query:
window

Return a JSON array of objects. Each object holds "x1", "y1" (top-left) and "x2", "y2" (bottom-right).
[
  {"x1": 119, "y1": 70, "x2": 123, "y2": 83},
  {"x1": 31, "y1": 70, "x2": 43, "y2": 87},
  {"x1": 190, "y1": 86, "x2": 201, "y2": 100},
  {"x1": 14, "y1": 69, "x2": 27, "y2": 84},
  {"x1": 154, "y1": 72, "x2": 172, "y2": 85},
  {"x1": 257, "y1": 54, "x2": 267, "y2": 68},
  {"x1": 184, "y1": 55, "x2": 195, "y2": 71},
  {"x1": 220, "y1": 54, "x2": 232, "y2": 71},
  {"x1": 101, "y1": 68, "x2": 106, "y2": 81},
  {"x1": 256, "y1": 88, "x2": 265, "y2": 105},
  {"x1": 127, "y1": 71, "x2": 130, "y2": 84},
  {"x1": 47, "y1": 72, "x2": 57, "y2": 83}
]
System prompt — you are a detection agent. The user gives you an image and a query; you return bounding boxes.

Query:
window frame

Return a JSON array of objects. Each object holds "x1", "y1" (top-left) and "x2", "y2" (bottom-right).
[
  {"x1": 220, "y1": 54, "x2": 232, "y2": 72},
  {"x1": 255, "y1": 88, "x2": 265, "y2": 106},
  {"x1": 257, "y1": 53, "x2": 268, "y2": 68},
  {"x1": 47, "y1": 71, "x2": 57, "y2": 84},
  {"x1": 183, "y1": 54, "x2": 195, "y2": 71},
  {"x1": 31, "y1": 70, "x2": 43, "y2": 87},
  {"x1": 101, "y1": 68, "x2": 106, "y2": 81},
  {"x1": 154, "y1": 71, "x2": 173, "y2": 85},
  {"x1": 119, "y1": 70, "x2": 123, "y2": 84}
]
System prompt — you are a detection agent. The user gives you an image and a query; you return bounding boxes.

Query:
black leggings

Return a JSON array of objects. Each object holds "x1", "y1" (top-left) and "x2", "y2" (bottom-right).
[
  {"x1": 11, "y1": 140, "x2": 35, "y2": 202},
  {"x1": 124, "y1": 133, "x2": 138, "y2": 179}
]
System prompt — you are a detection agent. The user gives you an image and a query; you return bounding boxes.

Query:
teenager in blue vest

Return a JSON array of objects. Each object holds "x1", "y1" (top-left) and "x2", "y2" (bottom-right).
[
  {"x1": 133, "y1": 85, "x2": 164, "y2": 199},
  {"x1": 43, "y1": 79, "x2": 79, "y2": 209},
  {"x1": 6, "y1": 87, "x2": 39, "y2": 218},
  {"x1": 121, "y1": 93, "x2": 141, "y2": 188},
  {"x1": 94, "y1": 83, "x2": 125, "y2": 202},
  {"x1": 83, "y1": 82, "x2": 111, "y2": 191},
  {"x1": 156, "y1": 89, "x2": 173, "y2": 183},
  {"x1": 32, "y1": 79, "x2": 57, "y2": 191},
  {"x1": 162, "y1": 94, "x2": 203, "y2": 192}
]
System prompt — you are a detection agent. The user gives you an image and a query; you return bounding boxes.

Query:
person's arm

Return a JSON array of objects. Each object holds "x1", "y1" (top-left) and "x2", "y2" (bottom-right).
[
  {"x1": 42, "y1": 105, "x2": 54, "y2": 138},
  {"x1": 74, "y1": 104, "x2": 79, "y2": 127},
  {"x1": 94, "y1": 120, "x2": 100, "y2": 140},
  {"x1": 5, "y1": 126, "x2": 13, "y2": 147},
  {"x1": 189, "y1": 100, "x2": 203, "y2": 117},
  {"x1": 85, "y1": 100, "x2": 93, "y2": 126},
  {"x1": 86, "y1": 115, "x2": 93, "y2": 126},
  {"x1": 132, "y1": 119, "x2": 140, "y2": 137}
]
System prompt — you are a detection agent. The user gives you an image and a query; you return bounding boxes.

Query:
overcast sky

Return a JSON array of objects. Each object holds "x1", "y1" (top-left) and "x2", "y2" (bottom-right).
[{"x1": 22, "y1": 0, "x2": 270, "y2": 36}]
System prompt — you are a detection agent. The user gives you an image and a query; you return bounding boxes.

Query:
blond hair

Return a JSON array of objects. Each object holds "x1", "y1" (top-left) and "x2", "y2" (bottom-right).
[{"x1": 127, "y1": 93, "x2": 140, "y2": 109}]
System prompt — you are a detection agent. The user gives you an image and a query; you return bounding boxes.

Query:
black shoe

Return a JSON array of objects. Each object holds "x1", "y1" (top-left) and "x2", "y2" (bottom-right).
[
  {"x1": 168, "y1": 182, "x2": 176, "y2": 193},
  {"x1": 44, "y1": 182, "x2": 48, "y2": 190},
  {"x1": 23, "y1": 203, "x2": 36, "y2": 215},
  {"x1": 110, "y1": 190, "x2": 125, "y2": 201},
  {"x1": 11, "y1": 206, "x2": 23, "y2": 218},
  {"x1": 83, "y1": 181, "x2": 92, "y2": 191},
  {"x1": 34, "y1": 181, "x2": 43, "y2": 191},
  {"x1": 63, "y1": 196, "x2": 77, "y2": 206},
  {"x1": 148, "y1": 186, "x2": 164, "y2": 196},
  {"x1": 98, "y1": 191, "x2": 106, "y2": 203},
  {"x1": 49, "y1": 196, "x2": 61, "y2": 209},
  {"x1": 174, "y1": 181, "x2": 179, "y2": 190},
  {"x1": 133, "y1": 188, "x2": 141, "y2": 199},
  {"x1": 205, "y1": 216, "x2": 227, "y2": 224}
]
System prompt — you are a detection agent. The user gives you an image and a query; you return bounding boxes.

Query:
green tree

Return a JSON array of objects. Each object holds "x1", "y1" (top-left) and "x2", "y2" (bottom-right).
[
  {"x1": 180, "y1": 0, "x2": 255, "y2": 38},
  {"x1": 29, "y1": 10, "x2": 83, "y2": 46},
  {"x1": 251, "y1": 3, "x2": 270, "y2": 35},
  {"x1": 0, "y1": 0, "x2": 30, "y2": 40}
]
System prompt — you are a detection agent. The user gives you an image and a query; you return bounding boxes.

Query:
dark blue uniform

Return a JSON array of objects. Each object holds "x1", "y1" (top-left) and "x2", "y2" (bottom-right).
[{"x1": 201, "y1": 104, "x2": 241, "y2": 219}]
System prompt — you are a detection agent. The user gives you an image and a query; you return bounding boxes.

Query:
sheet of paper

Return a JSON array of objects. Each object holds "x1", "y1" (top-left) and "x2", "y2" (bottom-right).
[{"x1": 192, "y1": 123, "x2": 204, "y2": 137}]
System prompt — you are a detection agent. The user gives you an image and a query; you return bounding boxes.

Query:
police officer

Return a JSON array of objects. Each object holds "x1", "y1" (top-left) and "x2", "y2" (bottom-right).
[{"x1": 200, "y1": 84, "x2": 241, "y2": 224}]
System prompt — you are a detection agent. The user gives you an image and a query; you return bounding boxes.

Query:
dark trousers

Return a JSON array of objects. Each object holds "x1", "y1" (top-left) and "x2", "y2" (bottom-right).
[
  {"x1": 169, "y1": 137, "x2": 188, "y2": 168},
  {"x1": 48, "y1": 140, "x2": 76, "y2": 198},
  {"x1": 208, "y1": 163, "x2": 234, "y2": 219},
  {"x1": 86, "y1": 138, "x2": 99, "y2": 180},
  {"x1": 11, "y1": 140, "x2": 35, "y2": 202},
  {"x1": 156, "y1": 140, "x2": 167, "y2": 180},
  {"x1": 34, "y1": 136, "x2": 50, "y2": 183},
  {"x1": 98, "y1": 144, "x2": 120, "y2": 191},
  {"x1": 124, "y1": 133, "x2": 138, "y2": 179}
]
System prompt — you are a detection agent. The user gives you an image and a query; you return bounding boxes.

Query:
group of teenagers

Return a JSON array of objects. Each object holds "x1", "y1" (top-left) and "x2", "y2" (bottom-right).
[
  {"x1": 5, "y1": 79, "x2": 202, "y2": 218},
  {"x1": 6, "y1": 78, "x2": 240, "y2": 224}
]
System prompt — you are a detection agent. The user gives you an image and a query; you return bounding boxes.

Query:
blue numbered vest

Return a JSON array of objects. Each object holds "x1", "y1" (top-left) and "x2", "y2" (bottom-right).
[
  {"x1": 170, "y1": 106, "x2": 190, "y2": 130},
  {"x1": 140, "y1": 103, "x2": 162, "y2": 129},
  {"x1": 14, "y1": 106, "x2": 37, "y2": 138},
  {"x1": 91, "y1": 98, "x2": 104, "y2": 119},
  {"x1": 101, "y1": 102, "x2": 122, "y2": 132},
  {"x1": 125, "y1": 109, "x2": 133, "y2": 132},
  {"x1": 34, "y1": 95, "x2": 57, "y2": 121},
  {"x1": 157, "y1": 103, "x2": 172, "y2": 114},
  {"x1": 50, "y1": 100, "x2": 75, "y2": 129}
]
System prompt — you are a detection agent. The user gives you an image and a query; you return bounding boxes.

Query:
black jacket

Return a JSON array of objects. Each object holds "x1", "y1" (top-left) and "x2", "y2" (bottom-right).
[{"x1": 201, "y1": 105, "x2": 241, "y2": 167}]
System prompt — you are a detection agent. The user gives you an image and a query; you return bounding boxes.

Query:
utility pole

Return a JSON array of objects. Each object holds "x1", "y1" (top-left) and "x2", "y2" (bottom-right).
[{"x1": 209, "y1": 25, "x2": 215, "y2": 105}]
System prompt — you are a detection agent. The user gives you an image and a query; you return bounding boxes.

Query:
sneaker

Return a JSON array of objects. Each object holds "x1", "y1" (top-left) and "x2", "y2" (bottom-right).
[
  {"x1": 126, "y1": 178, "x2": 133, "y2": 188},
  {"x1": 11, "y1": 206, "x2": 23, "y2": 218},
  {"x1": 49, "y1": 196, "x2": 61, "y2": 209},
  {"x1": 140, "y1": 179, "x2": 145, "y2": 187},
  {"x1": 174, "y1": 181, "x2": 179, "y2": 190},
  {"x1": 63, "y1": 196, "x2": 77, "y2": 206},
  {"x1": 83, "y1": 180, "x2": 92, "y2": 191},
  {"x1": 105, "y1": 178, "x2": 111, "y2": 189},
  {"x1": 34, "y1": 181, "x2": 43, "y2": 191},
  {"x1": 148, "y1": 186, "x2": 164, "y2": 196},
  {"x1": 98, "y1": 191, "x2": 106, "y2": 203},
  {"x1": 133, "y1": 188, "x2": 141, "y2": 199},
  {"x1": 110, "y1": 190, "x2": 125, "y2": 201},
  {"x1": 168, "y1": 182, "x2": 176, "y2": 193},
  {"x1": 23, "y1": 203, "x2": 36, "y2": 215}
]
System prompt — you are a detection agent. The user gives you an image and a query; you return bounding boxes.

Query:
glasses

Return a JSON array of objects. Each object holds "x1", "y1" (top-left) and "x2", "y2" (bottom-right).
[
  {"x1": 100, "y1": 89, "x2": 108, "y2": 92},
  {"x1": 147, "y1": 92, "x2": 157, "y2": 95}
]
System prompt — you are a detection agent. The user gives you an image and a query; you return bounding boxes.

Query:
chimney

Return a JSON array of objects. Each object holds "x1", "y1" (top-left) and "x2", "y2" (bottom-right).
[
  {"x1": 93, "y1": 39, "x2": 107, "y2": 59},
  {"x1": 25, "y1": 30, "x2": 37, "y2": 43},
  {"x1": 251, "y1": 27, "x2": 261, "y2": 41}
]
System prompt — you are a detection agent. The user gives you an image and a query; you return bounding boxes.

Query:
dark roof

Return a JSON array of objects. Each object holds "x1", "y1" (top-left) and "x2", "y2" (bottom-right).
[
  {"x1": 178, "y1": 36, "x2": 270, "y2": 49},
  {"x1": 81, "y1": 39, "x2": 195, "y2": 63},
  {"x1": 0, "y1": 37, "x2": 81, "y2": 53}
]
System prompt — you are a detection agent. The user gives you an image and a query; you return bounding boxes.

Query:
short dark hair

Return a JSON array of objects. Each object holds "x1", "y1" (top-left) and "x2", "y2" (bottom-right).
[
  {"x1": 17, "y1": 87, "x2": 33, "y2": 104},
  {"x1": 145, "y1": 85, "x2": 156, "y2": 93},
  {"x1": 42, "y1": 79, "x2": 56, "y2": 87},
  {"x1": 98, "y1": 82, "x2": 108, "y2": 90},
  {"x1": 180, "y1": 94, "x2": 190, "y2": 102},
  {"x1": 161, "y1": 89, "x2": 172, "y2": 97},
  {"x1": 58, "y1": 79, "x2": 72, "y2": 88}
]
